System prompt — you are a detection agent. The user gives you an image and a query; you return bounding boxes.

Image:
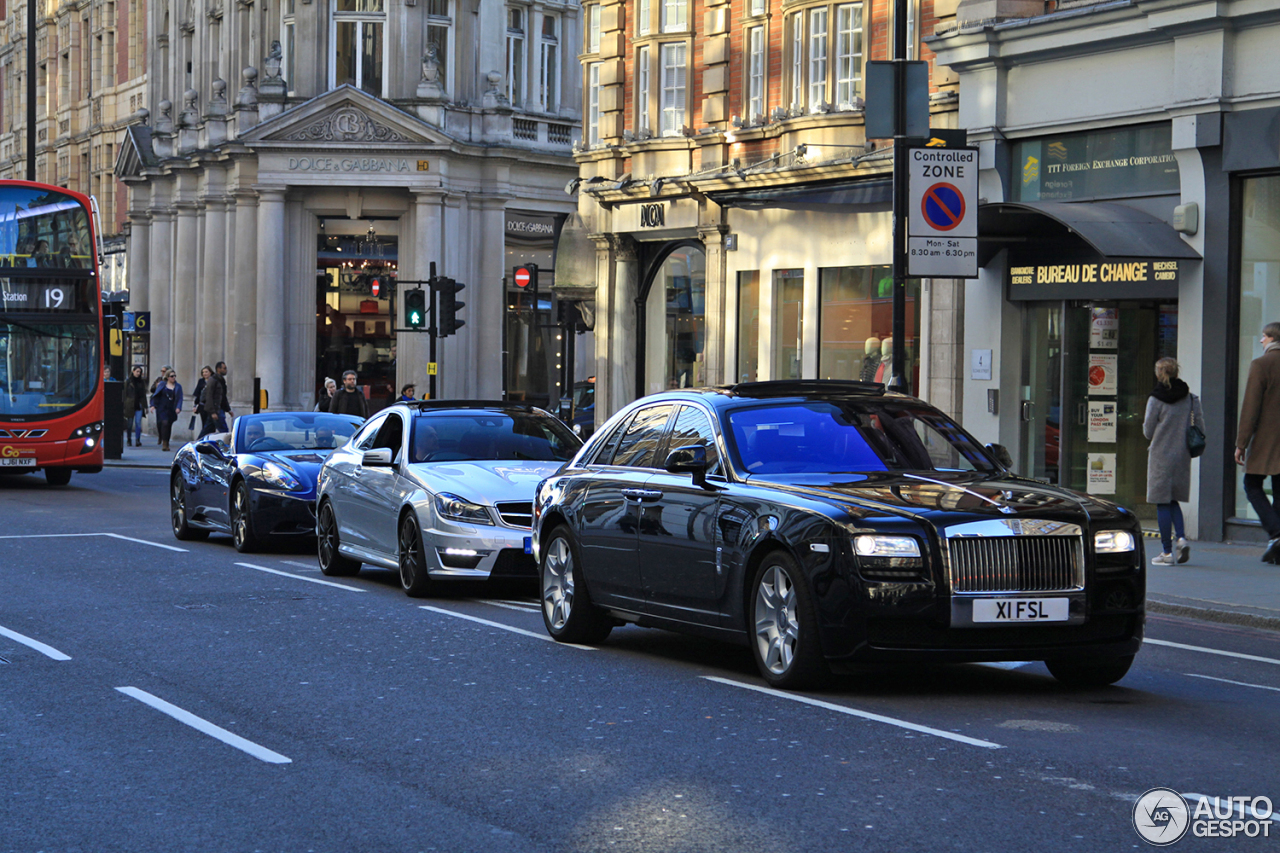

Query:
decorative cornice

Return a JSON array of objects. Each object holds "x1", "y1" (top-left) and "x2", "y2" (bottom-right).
[{"x1": 280, "y1": 105, "x2": 414, "y2": 143}]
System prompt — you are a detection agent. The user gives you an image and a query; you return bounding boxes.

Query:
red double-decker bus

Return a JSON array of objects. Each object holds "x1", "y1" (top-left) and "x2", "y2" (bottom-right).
[{"x1": 0, "y1": 181, "x2": 104, "y2": 485}]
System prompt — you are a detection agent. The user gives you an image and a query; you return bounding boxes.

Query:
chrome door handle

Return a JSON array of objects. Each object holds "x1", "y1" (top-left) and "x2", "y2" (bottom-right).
[{"x1": 622, "y1": 488, "x2": 663, "y2": 502}]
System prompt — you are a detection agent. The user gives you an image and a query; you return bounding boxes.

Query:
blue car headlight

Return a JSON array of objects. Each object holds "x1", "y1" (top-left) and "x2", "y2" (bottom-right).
[{"x1": 251, "y1": 461, "x2": 303, "y2": 490}]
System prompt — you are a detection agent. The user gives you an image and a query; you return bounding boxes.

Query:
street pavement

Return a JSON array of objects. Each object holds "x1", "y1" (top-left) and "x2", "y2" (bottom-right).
[{"x1": 1, "y1": 462, "x2": 1273, "y2": 852}]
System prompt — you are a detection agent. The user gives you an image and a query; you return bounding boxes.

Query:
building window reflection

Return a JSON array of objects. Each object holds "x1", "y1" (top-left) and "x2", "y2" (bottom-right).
[
  {"x1": 332, "y1": 0, "x2": 386, "y2": 96},
  {"x1": 773, "y1": 269, "x2": 804, "y2": 379},
  {"x1": 737, "y1": 271, "x2": 760, "y2": 382},
  {"x1": 818, "y1": 266, "x2": 918, "y2": 386},
  {"x1": 645, "y1": 244, "x2": 705, "y2": 394}
]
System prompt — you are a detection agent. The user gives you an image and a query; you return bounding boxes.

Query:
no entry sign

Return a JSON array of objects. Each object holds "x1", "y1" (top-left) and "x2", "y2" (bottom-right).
[
  {"x1": 514, "y1": 266, "x2": 532, "y2": 287},
  {"x1": 907, "y1": 147, "x2": 979, "y2": 278}
]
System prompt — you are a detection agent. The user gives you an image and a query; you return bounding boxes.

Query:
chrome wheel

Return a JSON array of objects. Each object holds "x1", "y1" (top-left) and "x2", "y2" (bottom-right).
[
  {"x1": 755, "y1": 565, "x2": 800, "y2": 676},
  {"x1": 398, "y1": 514, "x2": 433, "y2": 597},
  {"x1": 171, "y1": 475, "x2": 186, "y2": 533},
  {"x1": 231, "y1": 483, "x2": 254, "y2": 552},
  {"x1": 317, "y1": 501, "x2": 360, "y2": 576},
  {"x1": 542, "y1": 536, "x2": 575, "y2": 631}
]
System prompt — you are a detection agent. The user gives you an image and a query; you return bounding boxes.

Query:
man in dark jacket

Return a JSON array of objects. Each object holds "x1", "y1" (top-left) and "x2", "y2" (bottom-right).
[
  {"x1": 328, "y1": 370, "x2": 369, "y2": 418},
  {"x1": 215, "y1": 362, "x2": 232, "y2": 429},
  {"x1": 1236, "y1": 321, "x2": 1280, "y2": 563}
]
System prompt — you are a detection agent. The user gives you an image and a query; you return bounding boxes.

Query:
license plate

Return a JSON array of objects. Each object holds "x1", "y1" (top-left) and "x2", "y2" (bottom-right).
[
  {"x1": 523, "y1": 536, "x2": 533, "y2": 555},
  {"x1": 972, "y1": 598, "x2": 1069, "y2": 623},
  {"x1": 0, "y1": 458, "x2": 36, "y2": 467}
]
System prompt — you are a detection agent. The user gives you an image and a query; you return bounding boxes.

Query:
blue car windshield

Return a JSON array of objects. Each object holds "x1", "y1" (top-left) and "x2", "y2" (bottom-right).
[
  {"x1": 236, "y1": 413, "x2": 362, "y2": 452},
  {"x1": 727, "y1": 401, "x2": 996, "y2": 475}
]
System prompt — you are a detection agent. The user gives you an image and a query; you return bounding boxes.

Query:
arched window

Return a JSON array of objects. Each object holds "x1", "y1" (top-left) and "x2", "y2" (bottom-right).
[{"x1": 643, "y1": 243, "x2": 706, "y2": 395}]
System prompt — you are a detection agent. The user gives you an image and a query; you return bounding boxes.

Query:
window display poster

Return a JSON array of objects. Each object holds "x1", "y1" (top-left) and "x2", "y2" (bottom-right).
[
  {"x1": 1088, "y1": 401, "x2": 1117, "y2": 442},
  {"x1": 1090, "y1": 307, "x2": 1119, "y2": 350},
  {"x1": 1088, "y1": 353, "x2": 1119, "y2": 395},
  {"x1": 1087, "y1": 453, "x2": 1117, "y2": 494}
]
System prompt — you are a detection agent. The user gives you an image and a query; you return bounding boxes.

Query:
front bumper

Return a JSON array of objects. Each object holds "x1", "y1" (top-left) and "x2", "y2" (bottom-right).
[
  {"x1": 248, "y1": 485, "x2": 318, "y2": 537},
  {"x1": 423, "y1": 518, "x2": 536, "y2": 580}
]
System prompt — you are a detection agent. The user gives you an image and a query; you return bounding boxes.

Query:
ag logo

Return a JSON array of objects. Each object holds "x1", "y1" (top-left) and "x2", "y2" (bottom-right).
[
  {"x1": 1133, "y1": 787, "x2": 1190, "y2": 846},
  {"x1": 1, "y1": 445, "x2": 20, "y2": 458}
]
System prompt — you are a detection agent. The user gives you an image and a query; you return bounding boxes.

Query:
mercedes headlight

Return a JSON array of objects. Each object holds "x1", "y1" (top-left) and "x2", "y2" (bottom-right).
[
  {"x1": 853, "y1": 535, "x2": 922, "y2": 558},
  {"x1": 1094, "y1": 530, "x2": 1136, "y2": 553},
  {"x1": 435, "y1": 492, "x2": 493, "y2": 525},
  {"x1": 252, "y1": 461, "x2": 302, "y2": 490}
]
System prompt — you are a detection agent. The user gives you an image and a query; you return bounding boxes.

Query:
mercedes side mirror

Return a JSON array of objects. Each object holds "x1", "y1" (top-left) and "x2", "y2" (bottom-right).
[
  {"x1": 362, "y1": 448, "x2": 394, "y2": 467},
  {"x1": 987, "y1": 443, "x2": 1014, "y2": 471}
]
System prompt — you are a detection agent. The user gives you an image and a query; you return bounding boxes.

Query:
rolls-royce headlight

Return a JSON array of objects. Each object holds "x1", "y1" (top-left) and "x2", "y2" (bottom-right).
[
  {"x1": 1094, "y1": 530, "x2": 1136, "y2": 553},
  {"x1": 252, "y1": 461, "x2": 302, "y2": 490},
  {"x1": 853, "y1": 535, "x2": 921, "y2": 558},
  {"x1": 435, "y1": 492, "x2": 493, "y2": 525}
]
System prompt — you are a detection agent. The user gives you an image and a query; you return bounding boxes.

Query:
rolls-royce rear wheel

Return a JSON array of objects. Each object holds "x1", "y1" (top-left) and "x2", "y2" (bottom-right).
[
  {"x1": 749, "y1": 551, "x2": 827, "y2": 690},
  {"x1": 540, "y1": 526, "x2": 612, "y2": 645}
]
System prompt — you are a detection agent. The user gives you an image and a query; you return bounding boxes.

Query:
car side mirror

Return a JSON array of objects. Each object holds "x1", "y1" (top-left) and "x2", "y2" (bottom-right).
[
  {"x1": 195, "y1": 440, "x2": 226, "y2": 460},
  {"x1": 362, "y1": 448, "x2": 393, "y2": 467},
  {"x1": 665, "y1": 444, "x2": 710, "y2": 486},
  {"x1": 987, "y1": 443, "x2": 1014, "y2": 471}
]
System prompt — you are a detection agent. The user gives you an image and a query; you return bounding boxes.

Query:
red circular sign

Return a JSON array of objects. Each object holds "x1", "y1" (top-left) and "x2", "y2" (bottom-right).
[{"x1": 514, "y1": 267, "x2": 531, "y2": 288}]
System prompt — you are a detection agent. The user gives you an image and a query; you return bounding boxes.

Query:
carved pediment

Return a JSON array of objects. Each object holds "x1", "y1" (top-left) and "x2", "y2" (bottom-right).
[{"x1": 282, "y1": 105, "x2": 413, "y2": 143}]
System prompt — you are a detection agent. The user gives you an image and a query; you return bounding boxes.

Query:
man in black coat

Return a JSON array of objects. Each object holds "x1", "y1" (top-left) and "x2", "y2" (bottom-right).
[{"x1": 328, "y1": 370, "x2": 369, "y2": 418}]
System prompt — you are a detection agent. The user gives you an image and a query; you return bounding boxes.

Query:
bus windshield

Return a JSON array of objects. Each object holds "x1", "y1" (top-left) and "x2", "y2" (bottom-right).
[{"x1": 0, "y1": 186, "x2": 99, "y2": 420}]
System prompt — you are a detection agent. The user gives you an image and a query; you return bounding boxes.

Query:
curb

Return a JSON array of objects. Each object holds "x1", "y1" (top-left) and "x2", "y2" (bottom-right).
[
  {"x1": 103, "y1": 461, "x2": 173, "y2": 470},
  {"x1": 1147, "y1": 597, "x2": 1280, "y2": 633}
]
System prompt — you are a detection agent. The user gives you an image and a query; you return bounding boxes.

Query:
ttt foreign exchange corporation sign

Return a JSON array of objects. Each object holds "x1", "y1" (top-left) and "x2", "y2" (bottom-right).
[{"x1": 907, "y1": 147, "x2": 979, "y2": 278}]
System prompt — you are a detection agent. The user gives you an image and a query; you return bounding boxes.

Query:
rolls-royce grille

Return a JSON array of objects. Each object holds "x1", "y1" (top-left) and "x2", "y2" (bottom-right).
[
  {"x1": 947, "y1": 536, "x2": 1083, "y2": 593},
  {"x1": 496, "y1": 502, "x2": 533, "y2": 529}
]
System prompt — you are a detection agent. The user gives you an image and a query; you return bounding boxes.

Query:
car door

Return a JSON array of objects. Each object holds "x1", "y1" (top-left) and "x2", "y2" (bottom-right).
[
  {"x1": 636, "y1": 404, "x2": 725, "y2": 626},
  {"x1": 575, "y1": 404, "x2": 674, "y2": 610},
  {"x1": 327, "y1": 414, "x2": 386, "y2": 550},
  {"x1": 189, "y1": 435, "x2": 235, "y2": 530},
  {"x1": 349, "y1": 412, "x2": 406, "y2": 558}
]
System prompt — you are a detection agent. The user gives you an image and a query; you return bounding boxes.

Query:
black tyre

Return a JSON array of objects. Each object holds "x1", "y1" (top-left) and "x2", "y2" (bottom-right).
[
  {"x1": 44, "y1": 468, "x2": 72, "y2": 486},
  {"x1": 398, "y1": 513, "x2": 434, "y2": 598},
  {"x1": 317, "y1": 500, "x2": 360, "y2": 576},
  {"x1": 170, "y1": 471, "x2": 209, "y2": 541},
  {"x1": 749, "y1": 551, "x2": 827, "y2": 690},
  {"x1": 1045, "y1": 654, "x2": 1135, "y2": 688},
  {"x1": 231, "y1": 480, "x2": 261, "y2": 553},
  {"x1": 540, "y1": 526, "x2": 612, "y2": 644}
]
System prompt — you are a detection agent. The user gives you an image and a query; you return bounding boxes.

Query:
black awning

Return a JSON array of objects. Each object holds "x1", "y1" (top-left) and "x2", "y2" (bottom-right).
[
  {"x1": 706, "y1": 178, "x2": 893, "y2": 211},
  {"x1": 978, "y1": 201, "x2": 1201, "y2": 265}
]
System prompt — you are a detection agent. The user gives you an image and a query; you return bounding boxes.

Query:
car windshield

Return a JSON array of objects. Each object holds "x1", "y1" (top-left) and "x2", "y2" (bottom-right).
[
  {"x1": 410, "y1": 411, "x2": 581, "y2": 463},
  {"x1": 236, "y1": 413, "x2": 362, "y2": 452},
  {"x1": 727, "y1": 401, "x2": 996, "y2": 475}
]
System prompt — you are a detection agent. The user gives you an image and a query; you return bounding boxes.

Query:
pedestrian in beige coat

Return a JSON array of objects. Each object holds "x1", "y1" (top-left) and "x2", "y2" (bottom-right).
[{"x1": 1235, "y1": 321, "x2": 1280, "y2": 563}]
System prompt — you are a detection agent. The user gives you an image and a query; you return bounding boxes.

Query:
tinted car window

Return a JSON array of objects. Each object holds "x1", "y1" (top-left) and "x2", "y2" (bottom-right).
[
  {"x1": 588, "y1": 413, "x2": 632, "y2": 465},
  {"x1": 236, "y1": 413, "x2": 362, "y2": 452},
  {"x1": 610, "y1": 404, "x2": 675, "y2": 468},
  {"x1": 728, "y1": 401, "x2": 995, "y2": 475},
  {"x1": 354, "y1": 415, "x2": 387, "y2": 450},
  {"x1": 410, "y1": 411, "x2": 580, "y2": 463},
  {"x1": 667, "y1": 405, "x2": 722, "y2": 475}
]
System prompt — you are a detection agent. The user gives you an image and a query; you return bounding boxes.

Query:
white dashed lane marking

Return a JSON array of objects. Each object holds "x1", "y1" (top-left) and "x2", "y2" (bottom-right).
[
  {"x1": 1146, "y1": 638, "x2": 1280, "y2": 666},
  {"x1": 0, "y1": 532, "x2": 187, "y2": 552},
  {"x1": 115, "y1": 686, "x2": 292, "y2": 764},
  {"x1": 234, "y1": 563, "x2": 365, "y2": 592},
  {"x1": 420, "y1": 605, "x2": 595, "y2": 649},
  {"x1": 0, "y1": 624, "x2": 72, "y2": 661},
  {"x1": 1185, "y1": 673, "x2": 1280, "y2": 693}
]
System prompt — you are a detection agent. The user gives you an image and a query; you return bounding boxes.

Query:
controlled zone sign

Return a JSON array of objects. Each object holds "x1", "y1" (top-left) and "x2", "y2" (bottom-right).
[{"x1": 907, "y1": 147, "x2": 979, "y2": 278}]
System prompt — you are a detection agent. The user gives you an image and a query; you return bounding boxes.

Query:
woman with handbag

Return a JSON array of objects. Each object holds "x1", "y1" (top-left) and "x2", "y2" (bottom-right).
[
  {"x1": 1143, "y1": 357, "x2": 1204, "y2": 565},
  {"x1": 149, "y1": 370, "x2": 184, "y2": 452}
]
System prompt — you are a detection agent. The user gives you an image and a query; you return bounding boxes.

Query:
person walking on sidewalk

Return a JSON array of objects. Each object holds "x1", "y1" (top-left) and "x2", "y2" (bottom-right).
[
  {"x1": 1144, "y1": 357, "x2": 1202, "y2": 566},
  {"x1": 328, "y1": 370, "x2": 368, "y2": 418},
  {"x1": 215, "y1": 361, "x2": 232, "y2": 431},
  {"x1": 123, "y1": 366, "x2": 148, "y2": 447},
  {"x1": 200, "y1": 364, "x2": 228, "y2": 437},
  {"x1": 150, "y1": 370, "x2": 183, "y2": 452},
  {"x1": 1236, "y1": 321, "x2": 1280, "y2": 563}
]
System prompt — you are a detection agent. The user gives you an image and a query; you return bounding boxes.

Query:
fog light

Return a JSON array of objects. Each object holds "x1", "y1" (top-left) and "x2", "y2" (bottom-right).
[{"x1": 437, "y1": 547, "x2": 488, "y2": 569}]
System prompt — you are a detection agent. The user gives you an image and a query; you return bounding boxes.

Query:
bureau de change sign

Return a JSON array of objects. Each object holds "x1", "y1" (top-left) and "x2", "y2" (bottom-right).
[{"x1": 907, "y1": 147, "x2": 979, "y2": 278}]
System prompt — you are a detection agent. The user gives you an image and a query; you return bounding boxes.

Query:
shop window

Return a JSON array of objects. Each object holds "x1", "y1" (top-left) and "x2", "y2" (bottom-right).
[
  {"x1": 1236, "y1": 174, "x2": 1280, "y2": 522},
  {"x1": 773, "y1": 270, "x2": 804, "y2": 380},
  {"x1": 332, "y1": 0, "x2": 386, "y2": 96},
  {"x1": 506, "y1": 7, "x2": 525, "y2": 107},
  {"x1": 737, "y1": 271, "x2": 760, "y2": 383},
  {"x1": 660, "y1": 42, "x2": 687, "y2": 137},
  {"x1": 644, "y1": 245, "x2": 706, "y2": 394},
  {"x1": 818, "y1": 266, "x2": 919, "y2": 386},
  {"x1": 540, "y1": 14, "x2": 560, "y2": 112}
]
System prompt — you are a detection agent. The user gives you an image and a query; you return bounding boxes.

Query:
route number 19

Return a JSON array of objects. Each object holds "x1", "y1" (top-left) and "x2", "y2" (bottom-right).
[{"x1": 43, "y1": 287, "x2": 64, "y2": 308}]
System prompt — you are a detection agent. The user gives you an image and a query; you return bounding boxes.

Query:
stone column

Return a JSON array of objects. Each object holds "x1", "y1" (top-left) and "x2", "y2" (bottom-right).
[
  {"x1": 476, "y1": 197, "x2": 507, "y2": 399},
  {"x1": 126, "y1": 206, "x2": 151, "y2": 313},
  {"x1": 608, "y1": 234, "x2": 639, "y2": 416},
  {"x1": 255, "y1": 188, "x2": 287, "y2": 410},
  {"x1": 698, "y1": 224, "x2": 728, "y2": 386},
  {"x1": 148, "y1": 183, "x2": 175, "y2": 378},
  {"x1": 199, "y1": 196, "x2": 228, "y2": 369},
  {"x1": 230, "y1": 190, "x2": 259, "y2": 412},
  {"x1": 172, "y1": 198, "x2": 200, "y2": 399}
]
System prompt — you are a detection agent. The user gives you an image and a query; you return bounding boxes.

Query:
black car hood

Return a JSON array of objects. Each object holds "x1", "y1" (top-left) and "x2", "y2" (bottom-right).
[{"x1": 744, "y1": 470, "x2": 1128, "y2": 523}]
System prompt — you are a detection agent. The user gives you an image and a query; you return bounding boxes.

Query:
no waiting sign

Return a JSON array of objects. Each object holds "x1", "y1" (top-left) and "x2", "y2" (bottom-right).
[{"x1": 907, "y1": 147, "x2": 979, "y2": 278}]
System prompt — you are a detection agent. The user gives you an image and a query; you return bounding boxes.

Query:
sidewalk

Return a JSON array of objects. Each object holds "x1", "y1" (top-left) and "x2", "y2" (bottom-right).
[{"x1": 101, "y1": 445, "x2": 1280, "y2": 631}]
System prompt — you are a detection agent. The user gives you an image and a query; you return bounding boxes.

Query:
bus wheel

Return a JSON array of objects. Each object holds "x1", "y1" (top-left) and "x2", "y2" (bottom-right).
[{"x1": 44, "y1": 468, "x2": 72, "y2": 486}]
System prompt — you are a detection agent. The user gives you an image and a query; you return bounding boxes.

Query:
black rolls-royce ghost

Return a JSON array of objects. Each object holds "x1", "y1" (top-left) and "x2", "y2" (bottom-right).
[{"x1": 532, "y1": 380, "x2": 1145, "y2": 689}]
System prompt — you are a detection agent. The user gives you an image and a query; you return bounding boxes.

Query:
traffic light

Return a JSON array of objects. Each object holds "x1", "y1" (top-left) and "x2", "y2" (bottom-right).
[
  {"x1": 405, "y1": 288, "x2": 427, "y2": 329},
  {"x1": 513, "y1": 263, "x2": 538, "y2": 294},
  {"x1": 437, "y1": 277, "x2": 466, "y2": 336}
]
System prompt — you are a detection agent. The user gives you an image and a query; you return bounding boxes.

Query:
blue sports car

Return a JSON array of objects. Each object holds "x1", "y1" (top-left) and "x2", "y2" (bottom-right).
[{"x1": 170, "y1": 411, "x2": 365, "y2": 551}]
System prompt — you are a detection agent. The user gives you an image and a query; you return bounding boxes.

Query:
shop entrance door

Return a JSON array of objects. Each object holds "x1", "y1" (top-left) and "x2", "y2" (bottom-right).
[{"x1": 1020, "y1": 300, "x2": 1177, "y2": 521}]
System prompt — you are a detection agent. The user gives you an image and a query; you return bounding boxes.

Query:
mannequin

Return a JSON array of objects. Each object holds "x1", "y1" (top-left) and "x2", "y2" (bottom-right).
[
  {"x1": 860, "y1": 336, "x2": 882, "y2": 382},
  {"x1": 874, "y1": 338, "x2": 895, "y2": 383}
]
